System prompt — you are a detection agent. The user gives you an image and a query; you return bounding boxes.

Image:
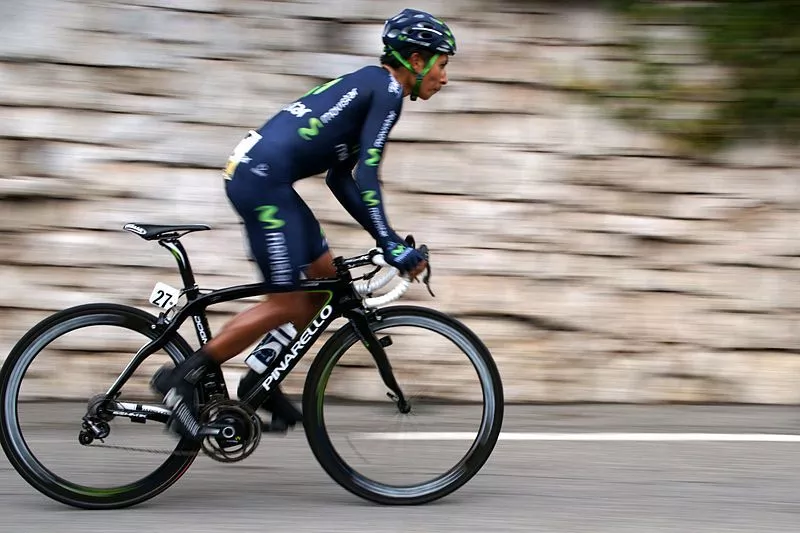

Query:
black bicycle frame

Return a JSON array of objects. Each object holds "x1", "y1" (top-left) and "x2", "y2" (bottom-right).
[{"x1": 103, "y1": 237, "x2": 407, "y2": 416}]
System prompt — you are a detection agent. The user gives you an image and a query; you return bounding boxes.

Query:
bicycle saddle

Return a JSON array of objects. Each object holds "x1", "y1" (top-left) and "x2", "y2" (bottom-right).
[{"x1": 123, "y1": 223, "x2": 211, "y2": 241}]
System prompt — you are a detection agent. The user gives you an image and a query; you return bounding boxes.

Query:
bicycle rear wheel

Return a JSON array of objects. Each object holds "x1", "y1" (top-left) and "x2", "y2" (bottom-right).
[
  {"x1": 0, "y1": 303, "x2": 200, "y2": 509},
  {"x1": 303, "y1": 305, "x2": 504, "y2": 505}
]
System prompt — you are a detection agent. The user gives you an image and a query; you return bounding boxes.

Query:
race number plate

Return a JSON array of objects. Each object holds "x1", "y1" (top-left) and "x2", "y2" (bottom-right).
[
  {"x1": 149, "y1": 282, "x2": 181, "y2": 310},
  {"x1": 223, "y1": 130, "x2": 262, "y2": 180}
]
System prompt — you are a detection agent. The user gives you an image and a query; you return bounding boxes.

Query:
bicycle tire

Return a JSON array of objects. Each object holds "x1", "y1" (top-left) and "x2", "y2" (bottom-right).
[
  {"x1": 0, "y1": 303, "x2": 201, "y2": 509},
  {"x1": 302, "y1": 305, "x2": 504, "y2": 505}
]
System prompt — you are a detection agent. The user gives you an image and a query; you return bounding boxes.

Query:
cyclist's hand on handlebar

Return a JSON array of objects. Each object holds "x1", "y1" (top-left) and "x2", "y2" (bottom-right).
[{"x1": 382, "y1": 241, "x2": 427, "y2": 280}]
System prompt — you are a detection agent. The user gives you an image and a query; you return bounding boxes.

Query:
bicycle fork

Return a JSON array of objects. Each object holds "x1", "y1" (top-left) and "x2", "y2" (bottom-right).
[{"x1": 345, "y1": 309, "x2": 410, "y2": 414}]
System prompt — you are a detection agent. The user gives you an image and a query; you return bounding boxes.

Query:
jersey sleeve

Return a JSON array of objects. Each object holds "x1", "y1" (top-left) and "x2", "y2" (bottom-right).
[
  {"x1": 352, "y1": 74, "x2": 403, "y2": 247},
  {"x1": 325, "y1": 156, "x2": 377, "y2": 240},
  {"x1": 326, "y1": 155, "x2": 404, "y2": 245}
]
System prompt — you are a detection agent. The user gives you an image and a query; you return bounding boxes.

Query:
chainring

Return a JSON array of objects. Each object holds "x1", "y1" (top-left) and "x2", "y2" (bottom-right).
[{"x1": 199, "y1": 399, "x2": 262, "y2": 463}]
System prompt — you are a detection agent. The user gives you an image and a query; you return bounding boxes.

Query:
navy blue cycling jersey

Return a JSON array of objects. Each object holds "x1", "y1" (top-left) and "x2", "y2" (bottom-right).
[
  {"x1": 223, "y1": 65, "x2": 407, "y2": 288},
  {"x1": 260, "y1": 66, "x2": 403, "y2": 178}
]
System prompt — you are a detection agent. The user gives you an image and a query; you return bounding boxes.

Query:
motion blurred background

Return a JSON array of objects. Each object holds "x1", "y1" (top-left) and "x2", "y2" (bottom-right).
[{"x1": 0, "y1": 0, "x2": 798, "y2": 404}]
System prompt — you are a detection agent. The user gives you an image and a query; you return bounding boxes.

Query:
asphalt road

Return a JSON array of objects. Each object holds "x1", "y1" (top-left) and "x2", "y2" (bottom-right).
[{"x1": 4, "y1": 404, "x2": 800, "y2": 532}]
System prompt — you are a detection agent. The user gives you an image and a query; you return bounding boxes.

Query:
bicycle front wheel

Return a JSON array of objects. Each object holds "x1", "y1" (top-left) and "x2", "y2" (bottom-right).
[
  {"x1": 303, "y1": 305, "x2": 504, "y2": 505},
  {"x1": 0, "y1": 303, "x2": 200, "y2": 509}
]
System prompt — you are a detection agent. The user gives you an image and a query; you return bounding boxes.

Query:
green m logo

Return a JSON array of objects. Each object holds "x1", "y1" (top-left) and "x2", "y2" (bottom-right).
[
  {"x1": 298, "y1": 118, "x2": 323, "y2": 141},
  {"x1": 365, "y1": 148, "x2": 382, "y2": 167},
  {"x1": 391, "y1": 244, "x2": 407, "y2": 257},
  {"x1": 361, "y1": 190, "x2": 380, "y2": 207},
  {"x1": 255, "y1": 205, "x2": 285, "y2": 230}
]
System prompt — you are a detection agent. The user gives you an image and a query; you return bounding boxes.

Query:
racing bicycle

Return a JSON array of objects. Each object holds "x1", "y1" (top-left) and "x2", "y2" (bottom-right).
[{"x1": 0, "y1": 223, "x2": 504, "y2": 509}]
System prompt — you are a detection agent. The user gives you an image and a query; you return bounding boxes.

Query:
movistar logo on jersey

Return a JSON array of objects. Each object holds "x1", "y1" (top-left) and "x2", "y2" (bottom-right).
[
  {"x1": 255, "y1": 205, "x2": 285, "y2": 230},
  {"x1": 361, "y1": 190, "x2": 380, "y2": 207},
  {"x1": 369, "y1": 207, "x2": 389, "y2": 239},
  {"x1": 361, "y1": 110, "x2": 396, "y2": 166},
  {"x1": 391, "y1": 243, "x2": 409, "y2": 257},
  {"x1": 297, "y1": 88, "x2": 359, "y2": 141},
  {"x1": 373, "y1": 111, "x2": 396, "y2": 149},
  {"x1": 365, "y1": 148, "x2": 382, "y2": 167},
  {"x1": 298, "y1": 118, "x2": 323, "y2": 141}
]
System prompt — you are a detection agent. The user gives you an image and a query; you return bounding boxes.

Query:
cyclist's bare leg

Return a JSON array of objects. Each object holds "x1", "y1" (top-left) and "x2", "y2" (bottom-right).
[
  {"x1": 202, "y1": 250, "x2": 336, "y2": 364},
  {"x1": 150, "y1": 251, "x2": 336, "y2": 437}
]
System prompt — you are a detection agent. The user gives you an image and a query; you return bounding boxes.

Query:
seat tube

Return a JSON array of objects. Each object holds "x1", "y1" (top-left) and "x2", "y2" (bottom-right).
[
  {"x1": 159, "y1": 239, "x2": 211, "y2": 345},
  {"x1": 159, "y1": 239, "x2": 198, "y2": 293}
]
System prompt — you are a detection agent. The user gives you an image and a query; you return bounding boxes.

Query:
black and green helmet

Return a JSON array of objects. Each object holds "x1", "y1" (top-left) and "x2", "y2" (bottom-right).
[{"x1": 381, "y1": 8, "x2": 457, "y2": 56}]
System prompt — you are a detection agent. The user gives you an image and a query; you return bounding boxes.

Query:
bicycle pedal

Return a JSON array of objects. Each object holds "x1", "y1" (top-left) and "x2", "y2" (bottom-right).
[
  {"x1": 260, "y1": 417, "x2": 296, "y2": 435},
  {"x1": 150, "y1": 367, "x2": 173, "y2": 396}
]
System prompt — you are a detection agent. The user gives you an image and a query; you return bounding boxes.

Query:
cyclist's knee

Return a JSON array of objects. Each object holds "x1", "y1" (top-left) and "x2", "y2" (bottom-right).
[{"x1": 306, "y1": 251, "x2": 336, "y2": 279}]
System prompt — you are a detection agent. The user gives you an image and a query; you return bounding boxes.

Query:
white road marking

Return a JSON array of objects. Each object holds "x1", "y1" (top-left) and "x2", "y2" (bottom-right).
[{"x1": 353, "y1": 432, "x2": 800, "y2": 442}]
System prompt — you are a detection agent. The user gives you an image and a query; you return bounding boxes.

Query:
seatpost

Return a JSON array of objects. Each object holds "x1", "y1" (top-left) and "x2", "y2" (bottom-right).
[{"x1": 159, "y1": 238, "x2": 200, "y2": 299}]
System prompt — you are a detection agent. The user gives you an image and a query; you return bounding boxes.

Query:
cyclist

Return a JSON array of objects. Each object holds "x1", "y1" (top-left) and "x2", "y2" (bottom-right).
[{"x1": 151, "y1": 8, "x2": 457, "y2": 440}]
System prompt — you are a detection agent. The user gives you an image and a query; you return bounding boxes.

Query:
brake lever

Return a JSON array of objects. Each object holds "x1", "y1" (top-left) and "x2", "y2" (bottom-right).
[
  {"x1": 361, "y1": 265, "x2": 382, "y2": 281},
  {"x1": 418, "y1": 244, "x2": 435, "y2": 298}
]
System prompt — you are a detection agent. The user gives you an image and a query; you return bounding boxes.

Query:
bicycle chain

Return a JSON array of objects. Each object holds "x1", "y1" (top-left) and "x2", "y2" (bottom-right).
[{"x1": 86, "y1": 441, "x2": 200, "y2": 457}]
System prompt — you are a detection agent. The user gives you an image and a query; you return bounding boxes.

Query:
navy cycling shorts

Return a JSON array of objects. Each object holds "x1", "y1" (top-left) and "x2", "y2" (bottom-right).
[{"x1": 224, "y1": 156, "x2": 328, "y2": 290}]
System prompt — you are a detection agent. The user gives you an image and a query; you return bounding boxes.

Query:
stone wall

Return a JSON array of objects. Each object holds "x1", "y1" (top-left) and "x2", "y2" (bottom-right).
[{"x1": 1, "y1": 0, "x2": 798, "y2": 403}]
